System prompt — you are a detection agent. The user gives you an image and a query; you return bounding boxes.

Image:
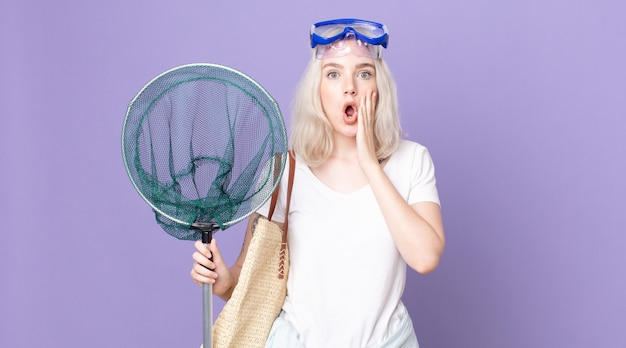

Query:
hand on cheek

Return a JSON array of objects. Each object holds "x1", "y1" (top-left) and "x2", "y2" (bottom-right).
[{"x1": 357, "y1": 89, "x2": 378, "y2": 168}]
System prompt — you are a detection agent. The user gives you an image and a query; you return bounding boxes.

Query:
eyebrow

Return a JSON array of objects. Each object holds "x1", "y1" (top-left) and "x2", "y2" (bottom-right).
[{"x1": 321, "y1": 62, "x2": 376, "y2": 70}]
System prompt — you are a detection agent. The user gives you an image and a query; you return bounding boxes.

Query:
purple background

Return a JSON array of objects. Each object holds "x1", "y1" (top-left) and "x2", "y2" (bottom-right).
[{"x1": 1, "y1": 1, "x2": 625, "y2": 347}]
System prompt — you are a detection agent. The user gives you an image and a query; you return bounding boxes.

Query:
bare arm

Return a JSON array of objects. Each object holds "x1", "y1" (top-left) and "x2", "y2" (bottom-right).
[
  {"x1": 357, "y1": 90, "x2": 445, "y2": 273},
  {"x1": 365, "y1": 166, "x2": 445, "y2": 273}
]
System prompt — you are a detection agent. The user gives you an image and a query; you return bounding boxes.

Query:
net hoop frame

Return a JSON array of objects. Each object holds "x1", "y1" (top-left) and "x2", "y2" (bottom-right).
[{"x1": 121, "y1": 62, "x2": 288, "y2": 229}]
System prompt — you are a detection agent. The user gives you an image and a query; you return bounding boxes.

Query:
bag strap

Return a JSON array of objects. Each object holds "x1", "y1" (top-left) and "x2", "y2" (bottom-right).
[
  {"x1": 267, "y1": 151, "x2": 295, "y2": 220},
  {"x1": 267, "y1": 153, "x2": 282, "y2": 220},
  {"x1": 267, "y1": 150, "x2": 296, "y2": 220},
  {"x1": 283, "y1": 150, "x2": 296, "y2": 234},
  {"x1": 279, "y1": 151, "x2": 296, "y2": 279}
]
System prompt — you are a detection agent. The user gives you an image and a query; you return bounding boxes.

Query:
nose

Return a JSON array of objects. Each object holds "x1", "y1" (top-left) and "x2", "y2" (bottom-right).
[
  {"x1": 344, "y1": 84, "x2": 357, "y2": 96},
  {"x1": 342, "y1": 72, "x2": 357, "y2": 96}
]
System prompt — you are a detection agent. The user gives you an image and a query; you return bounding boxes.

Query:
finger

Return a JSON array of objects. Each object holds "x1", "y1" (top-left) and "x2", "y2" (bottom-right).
[
  {"x1": 190, "y1": 265, "x2": 216, "y2": 285},
  {"x1": 194, "y1": 239, "x2": 212, "y2": 259},
  {"x1": 356, "y1": 103, "x2": 364, "y2": 144},
  {"x1": 192, "y1": 239, "x2": 216, "y2": 271},
  {"x1": 208, "y1": 239, "x2": 222, "y2": 263},
  {"x1": 365, "y1": 90, "x2": 374, "y2": 123},
  {"x1": 357, "y1": 95, "x2": 365, "y2": 129},
  {"x1": 362, "y1": 90, "x2": 372, "y2": 125},
  {"x1": 192, "y1": 251, "x2": 213, "y2": 268},
  {"x1": 361, "y1": 90, "x2": 374, "y2": 137},
  {"x1": 203, "y1": 239, "x2": 226, "y2": 268},
  {"x1": 365, "y1": 89, "x2": 371, "y2": 114}
]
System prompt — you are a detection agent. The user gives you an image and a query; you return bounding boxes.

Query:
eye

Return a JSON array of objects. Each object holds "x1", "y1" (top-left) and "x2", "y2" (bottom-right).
[
  {"x1": 358, "y1": 71, "x2": 372, "y2": 79},
  {"x1": 327, "y1": 71, "x2": 339, "y2": 79}
]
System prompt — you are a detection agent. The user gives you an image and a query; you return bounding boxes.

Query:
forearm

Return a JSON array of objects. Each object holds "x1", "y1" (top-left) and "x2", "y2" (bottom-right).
[
  {"x1": 217, "y1": 265, "x2": 242, "y2": 301},
  {"x1": 365, "y1": 165, "x2": 445, "y2": 273}
]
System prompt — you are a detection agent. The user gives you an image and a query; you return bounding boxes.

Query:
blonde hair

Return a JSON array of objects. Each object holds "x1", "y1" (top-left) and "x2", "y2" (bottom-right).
[{"x1": 290, "y1": 56, "x2": 402, "y2": 167}]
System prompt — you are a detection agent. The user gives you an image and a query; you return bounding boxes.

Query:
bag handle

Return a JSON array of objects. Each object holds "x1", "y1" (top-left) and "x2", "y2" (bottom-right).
[
  {"x1": 283, "y1": 150, "x2": 296, "y2": 232},
  {"x1": 266, "y1": 151, "x2": 295, "y2": 280},
  {"x1": 267, "y1": 151, "x2": 295, "y2": 223}
]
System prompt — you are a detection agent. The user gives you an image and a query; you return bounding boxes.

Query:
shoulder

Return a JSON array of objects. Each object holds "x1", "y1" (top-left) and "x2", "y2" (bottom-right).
[
  {"x1": 393, "y1": 139, "x2": 432, "y2": 161},
  {"x1": 387, "y1": 139, "x2": 437, "y2": 180},
  {"x1": 278, "y1": 151, "x2": 311, "y2": 190}
]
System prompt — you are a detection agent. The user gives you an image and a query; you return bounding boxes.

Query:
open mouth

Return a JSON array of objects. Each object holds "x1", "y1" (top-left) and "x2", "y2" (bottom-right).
[
  {"x1": 345, "y1": 105, "x2": 356, "y2": 118},
  {"x1": 342, "y1": 102, "x2": 358, "y2": 125}
]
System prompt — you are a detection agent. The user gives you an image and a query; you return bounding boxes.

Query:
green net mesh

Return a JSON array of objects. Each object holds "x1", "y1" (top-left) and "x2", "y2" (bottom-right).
[{"x1": 122, "y1": 64, "x2": 287, "y2": 240}]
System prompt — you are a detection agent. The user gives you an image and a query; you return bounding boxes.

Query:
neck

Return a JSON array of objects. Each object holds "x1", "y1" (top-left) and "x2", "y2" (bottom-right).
[{"x1": 330, "y1": 134, "x2": 358, "y2": 161}]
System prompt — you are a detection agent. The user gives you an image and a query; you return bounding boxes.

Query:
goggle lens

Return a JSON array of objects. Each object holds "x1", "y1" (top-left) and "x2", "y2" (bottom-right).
[
  {"x1": 310, "y1": 18, "x2": 389, "y2": 49},
  {"x1": 315, "y1": 35, "x2": 381, "y2": 59}
]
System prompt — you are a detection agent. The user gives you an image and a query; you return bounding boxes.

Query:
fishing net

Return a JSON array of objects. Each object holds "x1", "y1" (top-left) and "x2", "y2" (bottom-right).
[
  {"x1": 122, "y1": 63, "x2": 288, "y2": 241},
  {"x1": 121, "y1": 63, "x2": 288, "y2": 348}
]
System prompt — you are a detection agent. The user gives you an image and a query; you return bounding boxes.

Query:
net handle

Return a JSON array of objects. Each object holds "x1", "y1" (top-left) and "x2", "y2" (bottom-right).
[
  {"x1": 191, "y1": 222, "x2": 218, "y2": 348},
  {"x1": 203, "y1": 283, "x2": 213, "y2": 348}
]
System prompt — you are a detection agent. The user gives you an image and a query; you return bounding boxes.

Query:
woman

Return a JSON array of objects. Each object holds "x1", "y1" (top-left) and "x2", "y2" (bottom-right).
[{"x1": 191, "y1": 18, "x2": 445, "y2": 347}]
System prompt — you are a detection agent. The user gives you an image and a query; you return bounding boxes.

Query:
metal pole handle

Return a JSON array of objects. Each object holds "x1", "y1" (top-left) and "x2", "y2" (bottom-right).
[{"x1": 193, "y1": 222, "x2": 218, "y2": 348}]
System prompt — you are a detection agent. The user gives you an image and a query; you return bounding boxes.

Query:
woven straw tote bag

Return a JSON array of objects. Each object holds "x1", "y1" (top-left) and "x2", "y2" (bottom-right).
[{"x1": 212, "y1": 151, "x2": 295, "y2": 348}]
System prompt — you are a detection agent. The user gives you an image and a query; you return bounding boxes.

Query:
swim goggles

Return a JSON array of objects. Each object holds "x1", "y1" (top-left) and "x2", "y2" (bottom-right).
[{"x1": 310, "y1": 18, "x2": 389, "y2": 59}]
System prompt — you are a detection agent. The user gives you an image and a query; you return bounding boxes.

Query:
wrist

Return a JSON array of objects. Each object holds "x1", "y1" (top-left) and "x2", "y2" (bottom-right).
[{"x1": 362, "y1": 161, "x2": 385, "y2": 180}]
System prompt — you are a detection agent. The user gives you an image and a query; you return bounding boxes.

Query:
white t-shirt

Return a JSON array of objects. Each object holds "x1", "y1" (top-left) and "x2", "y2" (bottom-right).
[{"x1": 257, "y1": 140, "x2": 440, "y2": 347}]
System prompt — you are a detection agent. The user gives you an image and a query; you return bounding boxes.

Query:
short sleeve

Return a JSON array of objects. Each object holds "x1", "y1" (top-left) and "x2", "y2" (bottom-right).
[{"x1": 407, "y1": 144, "x2": 440, "y2": 206}]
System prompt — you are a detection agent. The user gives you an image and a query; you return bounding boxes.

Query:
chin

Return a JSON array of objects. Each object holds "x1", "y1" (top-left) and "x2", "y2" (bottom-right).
[{"x1": 339, "y1": 127, "x2": 358, "y2": 138}]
